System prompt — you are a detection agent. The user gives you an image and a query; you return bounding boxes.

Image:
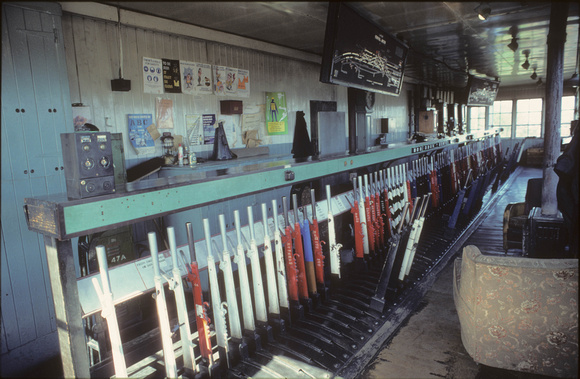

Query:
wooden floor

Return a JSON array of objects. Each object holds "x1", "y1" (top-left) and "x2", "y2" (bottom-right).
[
  {"x1": 464, "y1": 166, "x2": 542, "y2": 255},
  {"x1": 362, "y1": 166, "x2": 556, "y2": 379}
]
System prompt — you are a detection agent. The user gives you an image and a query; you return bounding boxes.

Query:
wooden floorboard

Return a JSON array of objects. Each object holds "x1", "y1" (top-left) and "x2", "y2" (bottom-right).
[{"x1": 463, "y1": 166, "x2": 542, "y2": 254}]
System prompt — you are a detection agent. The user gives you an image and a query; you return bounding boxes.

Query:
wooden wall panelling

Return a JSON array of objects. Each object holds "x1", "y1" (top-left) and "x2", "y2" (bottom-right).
[
  {"x1": 1, "y1": 314, "x2": 8, "y2": 355},
  {"x1": 26, "y1": 176, "x2": 56, "y2": 338},
  {"x1": 0, "y1": 30, "x2": 27, "y2": 183},
  {"x1": 1, "y1": 229, "x2": 20, "y2": 350},
  {"x1": 40, "y1": 57, "x2": 67, "y2": 197},
  {"x1": 82, "y1": 19, "x2": 101, "y2": 124},
  {"x1": 7, "y1": 7, "x2": 43, "y2": 180},
  {"x1": 3, "y1": 5, "x2": 49, "y2": 345},
  {"x1": 3, "y1": 4, "x2": 74, "y2": 360},
  {"x1": 30, "y1": 14, "x2": 63, "y2": 193},
  {"x1": 125, "y1": 25, "x2": 148, "y2": 160},
  {"x1": 90, "y1": 19, "x2": 113, "y2": 129},
  {"x1": 1, "y1": 179, "x2": 37, "y2": 345},
  {"x1": 1, "y1": 14, "x2": 28, "y2": 349},
  {"x1": 71, "y1": 16, "x2": 91, "y2": 105},
  {"x1": 0, "y1": 114, "x2": 14, "y2": 183},
  {"x1": 22, "y1": 9, "x2": 67, "y2": 338},
  {"x1": 32, "y1": 9, "x2": 72, "y2": 330},
  {"x1": 61, "y1": 15, "x2": 79, "y2": 103}
]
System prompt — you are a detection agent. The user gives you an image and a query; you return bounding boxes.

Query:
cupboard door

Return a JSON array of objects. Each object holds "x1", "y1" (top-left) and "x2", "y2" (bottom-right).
[{"x1": 1, "y1": 2, "x2": 72, "y2": 352}]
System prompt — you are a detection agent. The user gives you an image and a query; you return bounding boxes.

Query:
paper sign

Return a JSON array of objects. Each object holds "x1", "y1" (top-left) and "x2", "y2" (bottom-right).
[
  {"x1": 156, "y1": 98, "x2": 174, "y2": 129},
  {"x1": 214, "y1": 65, "x2": 227, "y2": 96},
  {"x1": 185, "y1": 114, "x2": 203, "y2": 146},
  {"x1": 147, "y1": 123, "x2": 160, "y2": 140},
  {"x1": 237, "y1": 69, "x2": 250, "y2": 98},
  {"x1": 266, "y1": 92, "x2": 288, "y2": 135},
  {"x1": 162, "y1": 58, "x2": 181, "y2": 93},
  {"x1": 196, "y1": 62, "x2": 213, "y2": 94},
  {"x1": 180, "y1": 60, "x2": 197, "y2": 95},
  {"x1": 203, "y1": 114, "x2": 217, "y2": 144},
  {"x1": 128, "y1": 114, "x2": 155, "y2": 155},
  {"x1": 143, "y1": 57, "x2": 163, "y2": 94}
]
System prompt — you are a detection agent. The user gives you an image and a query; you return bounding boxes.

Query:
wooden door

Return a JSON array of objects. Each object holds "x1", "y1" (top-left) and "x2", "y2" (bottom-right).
[{"x1": 1, "y1": 2, "x2": 73, "y2": 365}]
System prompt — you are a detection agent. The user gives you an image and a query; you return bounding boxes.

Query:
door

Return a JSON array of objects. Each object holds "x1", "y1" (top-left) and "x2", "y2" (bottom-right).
[{"x1": 1, "y1": 2, "x2": 73, "y2": 365}]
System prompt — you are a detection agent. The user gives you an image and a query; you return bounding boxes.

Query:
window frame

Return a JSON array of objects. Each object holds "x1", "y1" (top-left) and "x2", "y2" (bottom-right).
[{"x1": 514, "y1": 98, "x2": 544, "y2": 138}]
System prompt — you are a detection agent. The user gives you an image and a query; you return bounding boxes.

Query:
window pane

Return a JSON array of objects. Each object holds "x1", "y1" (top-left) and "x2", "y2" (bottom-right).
[
  {"x1": 469, "y1": 106, "x2": 486, "y2": 133},
  {"x1": 516, "y1": 98, "x2": 543, "y2": 138},
  {"x1": 530, "y1": 125, "x2": 541, "y2": 137},
  {"x1": 529, "y1": 112, "x2": 542, "y2": 124},
  {"x1": 561, "y1": 96, "x2": 575, "y2": 138},
  {"x1": 490, "y1": 100, "x2": 513, "y2": 139},
  {"x1": 500, "y1": 114, "x2": 511, "y2": 125},
  {"x1": 530, "y1": 98, "x2": 543, "y2": 109}
]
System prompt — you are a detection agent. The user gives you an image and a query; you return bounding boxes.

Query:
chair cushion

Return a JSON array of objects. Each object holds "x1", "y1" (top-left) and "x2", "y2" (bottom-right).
[{"x1": 453, "y1": 245, "x2": 578, "y2": 377}]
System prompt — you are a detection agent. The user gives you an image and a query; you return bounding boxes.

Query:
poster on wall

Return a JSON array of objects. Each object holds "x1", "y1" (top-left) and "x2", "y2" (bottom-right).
[
  {"x1": 218, "y1": 115, "x2": 241, "y2": 148},
  {"x1": 196, "y1": 62, "x2": 213, "y2": 94},
  {"x1": 242, "y1": 104, "x2": 270, "y2": 146},
  {"x1": 265, "y1": 92, "x2": 288, "y2": 135},
  {"x1": 162, "y1": 58, "x2": 182, "y2": 93},
  {"x1": 213, "y1": 65, "x2": 227, "y2": 96},
  {"x1": 203, "y1": 114, "x2": 217, "y2": 144},
  {"x1": 156, "y1": 98, "x2": 174, "y2": 129},
  {"x1": 128, "y1": 114, "x2": 156, "y2": 155},
  {"x1": 237, "y1": 69, "x2": 250, "y2": 98},
  {"x1": 143, "y1": 57, "x2": 163, "y2": 94},
  {"x1": 225, "y1": 67, "x2": 238, "y2": 96},
  {"x1": 180, "y1": 60, "x2": 197, "y2": 95},
  {"x1": 185, "y1": 114, "x2": 204, "y2": 146}
]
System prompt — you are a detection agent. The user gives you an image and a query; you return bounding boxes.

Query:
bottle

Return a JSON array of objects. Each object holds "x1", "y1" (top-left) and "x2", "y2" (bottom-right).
[
  {"x1": 189, "y1": 145, "x2": 197, "y2": 167},
  {"x1": 178, "y1": 144, "x2": 184, "y2": 166},
  {"x1": 183, "y1": 145, "x2": 189, "y2": 166}
]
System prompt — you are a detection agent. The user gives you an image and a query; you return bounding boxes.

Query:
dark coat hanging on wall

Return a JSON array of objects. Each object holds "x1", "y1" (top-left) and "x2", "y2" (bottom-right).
[{"x1": 292, "y1": 111, "x2": 314, "y2": 159}]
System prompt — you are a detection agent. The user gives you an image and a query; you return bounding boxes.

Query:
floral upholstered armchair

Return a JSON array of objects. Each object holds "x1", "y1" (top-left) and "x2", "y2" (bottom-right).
[{"x1": 453, "y1": 245, "x2": 578, "y2": 377}]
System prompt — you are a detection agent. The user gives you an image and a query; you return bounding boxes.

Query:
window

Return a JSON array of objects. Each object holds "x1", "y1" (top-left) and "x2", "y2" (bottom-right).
[
  {"x1": 469, "y1": 106, "x2": 486, "y2": 134},
  {"x1": 490, "y1": 100, "x2": 513, "y2": 139},
  {"x1": 515, "y1": 98, "x2": 542, "y2": 138},
  {"x1": 561, "y1": 95, "x2": 576, "y2": 138}
]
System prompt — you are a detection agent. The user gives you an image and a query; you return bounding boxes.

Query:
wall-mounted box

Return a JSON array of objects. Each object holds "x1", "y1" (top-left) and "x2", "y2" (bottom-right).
[
  {"x1": 418, "y1": 110, "x2": 436, "y2": 134},
  {"x1": 220, "y1": 100, "x2": 243, "y2": 114},
  {"x1": 380, "y1": 118, "x2": 390, "y2": 133}
]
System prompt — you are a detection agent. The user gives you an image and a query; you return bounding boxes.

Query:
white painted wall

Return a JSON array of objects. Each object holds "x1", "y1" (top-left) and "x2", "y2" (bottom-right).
[{"x1": 61, "y1": 6, "x2": 410, "y2": 167}]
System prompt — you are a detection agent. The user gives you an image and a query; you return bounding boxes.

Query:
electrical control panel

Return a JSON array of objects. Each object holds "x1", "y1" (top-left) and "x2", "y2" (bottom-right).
[{"x1": 61, "y1": 132, "x2": 116, "y2": 199}]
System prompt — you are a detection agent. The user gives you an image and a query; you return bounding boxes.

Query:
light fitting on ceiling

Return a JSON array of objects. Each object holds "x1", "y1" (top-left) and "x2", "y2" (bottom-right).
[
  {"x1": 508, "y1": 37, "x2": 519, "y2": 52},
  {"x1": 475, "y1": 3, "x2": 491, "y2": 20},
  {"x1": 537, "y1": 78, "x2": 543, "y2": 86},
  {"x1": 521, "y1": 59, "x2": 530, "y2": 70},
  {"x1": 521, "y1": 50, "x2": 530, "y2": 70},
  {"x1": 530, "y1": 69, "x2": 538, "y2": 80}
]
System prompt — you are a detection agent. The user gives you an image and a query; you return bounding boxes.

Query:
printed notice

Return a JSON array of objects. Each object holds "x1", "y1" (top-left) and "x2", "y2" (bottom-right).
[
  {"x1": 203, "y1": 114, "x2": 217, "y2": 145},
  {"x1": 214, "y1": 65, "x2": 227, "y2": 96},
  {"x1": 162, "y1": 58, "x2": 181, "y2": 93},
  {"x1": 185, "y1": 114, "x2": 203, "y2": 146},
  {"x1": 143, "y1": 57, "x2": 163, "y2": 94},
  {"x1": 128, "y1": 114, "x2": 155, "y2": 155},
  {"x1": 237, "y1": 69, "x2": 250, "y2": 98},
  {"x1": 266, "y1": 92, "x2": 288, "y2": 135}
]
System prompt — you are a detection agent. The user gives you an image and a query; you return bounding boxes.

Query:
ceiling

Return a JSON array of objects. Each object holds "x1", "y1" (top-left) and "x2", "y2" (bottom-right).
[{"x1": 109, "y1": 1, "x2": 579, "y2": 90}]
